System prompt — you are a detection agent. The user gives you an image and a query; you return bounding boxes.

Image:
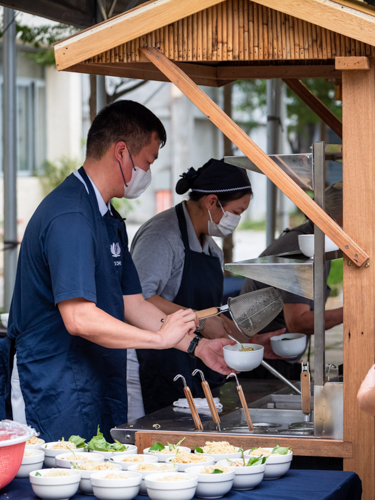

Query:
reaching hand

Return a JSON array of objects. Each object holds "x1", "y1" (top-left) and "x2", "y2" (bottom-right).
[
  {"x1": 201, "y1": 315, "x2": 233, "y2": 340},
  {"x1": 252, "y1": 329, "x2": 286, "y2": 359},
  {"x1": 194, "y1": 337, "x2": 237, "y2": 375},
  {"x1": 158, "y1": 309, "x2": 198, "y2": 349}
]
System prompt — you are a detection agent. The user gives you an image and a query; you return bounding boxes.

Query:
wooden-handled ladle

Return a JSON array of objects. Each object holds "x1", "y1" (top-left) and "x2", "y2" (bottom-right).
[
  {"x1": 173, "y1": 374, "x2": 203, "y2": 431},
  {"x1": 192, "y1": 369, "x2": 221, "y2": 432},
  {"x1": 227, "y1": 373, "x2": 254, "y2": 432}
]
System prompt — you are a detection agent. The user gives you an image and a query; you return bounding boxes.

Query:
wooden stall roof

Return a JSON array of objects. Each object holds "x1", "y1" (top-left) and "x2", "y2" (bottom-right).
[{"x1": 54, "y1": 0, "x2": 375, "y2": 85}]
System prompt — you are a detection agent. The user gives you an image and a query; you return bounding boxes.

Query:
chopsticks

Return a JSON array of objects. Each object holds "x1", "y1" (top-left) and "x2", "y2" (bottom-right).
[
  {"x1": 227, "y1": 373, "x2": 254, "y2": 431},
  {"x1": 192, "y1": 369, "x2": 221, "y2": 432},
  {"x1": 174, "y1": 374, "x2": 203, "y2": 431}
]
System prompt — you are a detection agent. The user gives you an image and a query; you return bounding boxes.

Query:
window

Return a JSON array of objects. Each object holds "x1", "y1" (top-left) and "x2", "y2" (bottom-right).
[{"x1": 0, "y1": 78, "x2": 46, "y2": 175}]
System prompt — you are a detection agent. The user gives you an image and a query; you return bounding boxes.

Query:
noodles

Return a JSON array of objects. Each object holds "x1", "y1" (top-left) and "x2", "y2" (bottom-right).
[
  {"x1": 102, "y1": 474, "x2": 129, "y2": 480},
  {"x1": 43, "y1": 470, "x2": 72, "y2": 477},
  {"x1": 26, "y1": 437, "x2": 44, "y2": 445},
  {"x1": 48, "y1": 442, "x2": 76, "y2": 450},
  {"x1": 170, "y1": 453, "x2": 210, "y2": 464},
  {"x1": 77, "y1": 462, "x2": 119, "y2": 471},
  {"x1": 134, "y1": 464, "x2": 175, "y2": 471},
  {"x1": 201, "y1": 441, "x2": 240, "y2": 454},
  {"x1": 118, "y1": 455, "x2": 145, "y2": 462},
  {"x1": 201, "y1": 465, "x2": 230, "y2": 474},
  {"x1": 248, "y1": 448, "x2": 271, "y2": 457}
]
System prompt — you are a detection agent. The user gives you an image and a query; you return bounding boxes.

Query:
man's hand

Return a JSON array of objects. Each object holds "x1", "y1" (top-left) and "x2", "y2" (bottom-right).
[
  {"x1": 201, "y1": 316, "x2": 232, "y2": 339},
  {"x1": 158, "y1": 309, "x2": 198, "y2": 349},
  {"x1": 252, "y1": 329, "x2": 286, "y2": 359},
  {"x1": 194, "y1": 337, "x2": 237, "y2": 375}
]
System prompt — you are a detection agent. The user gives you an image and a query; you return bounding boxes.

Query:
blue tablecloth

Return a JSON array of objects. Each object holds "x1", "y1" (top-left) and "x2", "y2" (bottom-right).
[{"x1": 3, "y1": 470, "x2": 362, "y2": 500}]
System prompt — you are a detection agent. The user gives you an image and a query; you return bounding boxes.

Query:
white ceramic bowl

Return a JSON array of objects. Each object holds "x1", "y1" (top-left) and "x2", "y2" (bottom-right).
[
  {"x1": 43, "y1": 442, "x2": 86, "y2": 468},
  {"x1": 167, "y1": 455, "x2": 215, "y2": 472},
  {"x1": 270, "y1": 333, "x2": 307, "y2": 359},
  {"x1": 90, "y1": 445, "x2": 137, "y2": 460},
  {"x1": 29, "y1": 469, "x2": 81, "y2": 500},
  {"x1": 75, "y1": 463, "x2": 122, "y2": 495},
  {"x1": 298, "y1": 234, "x2": 339, "y2": 258},
  {"x1": 185, "y1": 465, "x2": 235, "y2": 499},
  {"x1": 223, "y1": 343, "x2": 264, "y2": 372},
  {"x1": 110, "y1": 453, "x2": 158, "y2": 470},
  {"x1": 90, "y1": 470, "x2": 142, "y2": 500},
  {"x1": 16, "y1": 449, "x2": 45, "y2": 478},
  {"x1": 143, "y1": 446, "x2": 192, "y2": 462},
  {"x1": 244, "y1": 448, "x2": 293, "y2": 480},
  {"x1": 216, "y1": 459, "x2": 265, "y2": 490},
  {"x1": 55, "y1": 451, "x2": 104, "y2": 469},
  {"x1": 25, "y1": 438, "x2": 45, "y2": 450},
  {"x1": 145, "y1": 471, "x2": 198, "y2": 500},
  {"x1": 128, "y1": 462, "x2": 178, "y2": 495}
]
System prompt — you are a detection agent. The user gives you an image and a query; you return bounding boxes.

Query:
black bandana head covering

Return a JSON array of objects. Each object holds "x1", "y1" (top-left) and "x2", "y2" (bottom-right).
[{"x1": 175, "y1": 158, "x2": 251, "y2": 195}]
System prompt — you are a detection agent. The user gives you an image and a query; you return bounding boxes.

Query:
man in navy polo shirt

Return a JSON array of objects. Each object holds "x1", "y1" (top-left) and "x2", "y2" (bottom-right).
[{"x1": 1, "y1": 100, "x2": 233, "y2": 440}]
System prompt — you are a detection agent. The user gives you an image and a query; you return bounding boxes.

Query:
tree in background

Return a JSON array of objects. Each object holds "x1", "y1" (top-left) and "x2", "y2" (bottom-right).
[
  {"x1": 1, "y1": 16, "x2": 147, "y2": 122},
  {"x1": 235, "y1": 78, "x2": 342, "y2": 152}
]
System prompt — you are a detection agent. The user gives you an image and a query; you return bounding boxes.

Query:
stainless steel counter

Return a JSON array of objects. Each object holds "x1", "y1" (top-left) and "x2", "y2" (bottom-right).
[{"x1": 111, "y1": 379, "x2": 315, "y2": 444}]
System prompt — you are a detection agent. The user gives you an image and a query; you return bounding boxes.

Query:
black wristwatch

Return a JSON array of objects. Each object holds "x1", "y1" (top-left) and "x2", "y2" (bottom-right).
[{"x1": 187, "y1": 335, "x2": 201, "y2": 359}]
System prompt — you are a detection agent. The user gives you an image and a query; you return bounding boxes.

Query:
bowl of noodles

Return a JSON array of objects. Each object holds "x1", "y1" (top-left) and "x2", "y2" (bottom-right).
[
  {"x1": 127, "y1": 462, "x2": 178, "y2": 495},
  {"x1": 244, "y1": 446, "x2": 293, "y2": 480},
  {"x1": 223, "y1": 344, "x2": 264, "y2": 371},
  {"x1": 194, "y1": 441, "x2": 242, "y2": 462},
  {"x1": 184, "y1": 464, "x2": 235, "y2": 499},
  {"x1": 167, "y1": 453, "x2": 215, "y2": 472}
]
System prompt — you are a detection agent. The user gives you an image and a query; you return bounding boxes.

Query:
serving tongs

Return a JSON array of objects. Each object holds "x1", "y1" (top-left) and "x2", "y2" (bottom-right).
[
  {"x1": 192, "y1": 369, "x2": 221, "y2": 432},
  {"x1": 173, "y1": 374, "x2": 203, "y2": 431},
  {"x1": 227, "y1": 373, "x2": 254, "y2": 431}
]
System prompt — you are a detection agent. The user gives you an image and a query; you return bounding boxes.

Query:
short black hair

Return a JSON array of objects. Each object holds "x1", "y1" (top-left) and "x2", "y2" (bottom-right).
[{"x1": 86, "y1": 100, "x2": 167, "y2": 160}]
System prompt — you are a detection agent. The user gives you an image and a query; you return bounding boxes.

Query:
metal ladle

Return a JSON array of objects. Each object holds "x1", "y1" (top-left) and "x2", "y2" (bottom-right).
[{"x1": 227, "y1": 335, "x2": 302, "y2": 395}]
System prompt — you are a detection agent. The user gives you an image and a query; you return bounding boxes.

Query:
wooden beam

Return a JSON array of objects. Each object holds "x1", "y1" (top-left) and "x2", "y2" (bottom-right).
[
  {"x1": 54, "y1": 0, "x2": 226, "y2": 71},
  {"x1": 65, "y1": 62, "x2": 220, "y2": 87},
  {"x1": 342, "y1": 58, "x2": 375, "y2": 500},
  {"x1": 217, "y1": 64, "x2": 341, "y2": 80},
  {"x1": 251, "y1": 0, "x2": 375, "y2": 47},
  {"x1": 282, "y1": 78, "x2": 342, "y2": 139},
  {"x1": 134, "y1": 431, "x2": 353, "y2": 458},
  {"x1": 142, "y1": 47, "x2": 369, "y2": 267},
  {"x1": 336, "y1": 56, "x2": 370, "y2": 70}
]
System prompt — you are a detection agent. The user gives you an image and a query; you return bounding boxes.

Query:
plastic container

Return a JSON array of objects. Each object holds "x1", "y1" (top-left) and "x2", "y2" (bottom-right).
[{"x1": 0, "y1": 420, "x2": 36, "y2": 490}]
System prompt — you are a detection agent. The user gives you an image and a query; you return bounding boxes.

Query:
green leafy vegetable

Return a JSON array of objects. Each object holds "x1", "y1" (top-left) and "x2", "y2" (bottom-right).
[
  {"x1": 35, "y1": 472, "x2": 42, "y2": 476},
  {"x1": 248, "y1": 447, "x2": 258, "y2": 453},
  {"x1": 195, "y1": 446, "x2": 203, "y2": 453},
  {"x1": 87, "y1": 426, "x2": 128, "y2": 452},
  {"x1": 246, "y1": 456, "x2": 266, "y2": 466},
  {"x1": 211, "y1": 469, "x2": 224, "y2": 474},
  {"x1": 271, "y1": 444, "x2": 291, "y2": 455},
  {"x1": 149, "y1": 442, "x2": 165, "y2": 452},
  {"x1": 68, "y1": 435, "x2": 86, "y2": 449}
]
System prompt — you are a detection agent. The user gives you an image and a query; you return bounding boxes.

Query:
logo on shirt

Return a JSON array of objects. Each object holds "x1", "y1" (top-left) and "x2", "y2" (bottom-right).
[{"x1": 110, "y1": 243, "x2": 121, "y2": 258}]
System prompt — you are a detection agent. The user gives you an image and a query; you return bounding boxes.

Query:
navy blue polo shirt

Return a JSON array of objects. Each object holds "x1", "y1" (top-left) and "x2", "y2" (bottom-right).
[{"x1": 9, "y1": 173, "x2": 141, "y2": 338}]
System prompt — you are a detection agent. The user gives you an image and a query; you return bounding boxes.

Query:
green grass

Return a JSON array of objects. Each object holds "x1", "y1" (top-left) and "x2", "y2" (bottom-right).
[
  {"x1": 238, "y1": 219, "x2": 266, "y2": 231},
  {"x1": 327, "y1": 258, "x2": 343, "y2": 297}
]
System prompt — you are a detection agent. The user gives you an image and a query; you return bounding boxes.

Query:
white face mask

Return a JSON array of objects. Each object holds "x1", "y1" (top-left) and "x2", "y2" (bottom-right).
[
  {"x1": 123, "y1": 166, "x2": 151, "y2": 199},
  {"x1": 208, "y1": 201, "x2": 241, "y2": 237}
]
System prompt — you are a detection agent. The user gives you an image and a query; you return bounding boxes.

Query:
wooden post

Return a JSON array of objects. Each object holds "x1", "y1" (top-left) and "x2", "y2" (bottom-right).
[{"x1": 342, "y1": 58, "x2": 375, "y2": 500}]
